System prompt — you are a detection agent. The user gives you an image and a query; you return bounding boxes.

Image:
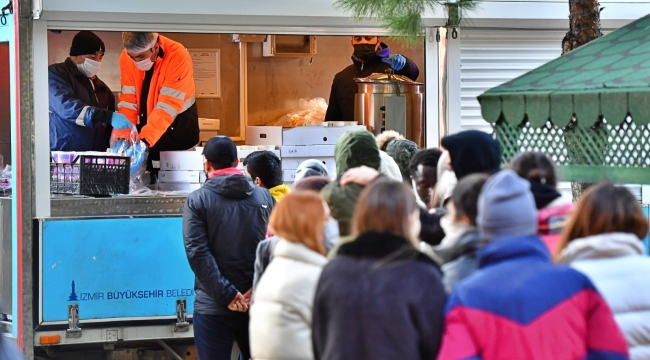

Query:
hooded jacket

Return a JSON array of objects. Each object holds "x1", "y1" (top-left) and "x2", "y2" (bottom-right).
[
  {"x1": 325, "y1": 43, "x2": 419, "y2": 122},
  {"x1": 313, "y1": 232, "x2": 447, "y2": 360},
  {"x1": 321, "y1": 130, "x2": 381, "y2": 237},
  {"x1": 250, "y1": 239, "x2": 327, "y2": 360},
  {"x1": 183, "y1": 172, "x2": 275, "y2": 315},
  {"x1": 438, "y1": 235, "x2": 629, "y2": 360},
  {"x1": 441, "y1": 130, "x2": 501, "y2": 180},
  {"x1": 49, "y1": 58, "x2": 115, "y2": 151},
  {"x1": 560, "y1": 233, "x2": 650, "y2": 360}
]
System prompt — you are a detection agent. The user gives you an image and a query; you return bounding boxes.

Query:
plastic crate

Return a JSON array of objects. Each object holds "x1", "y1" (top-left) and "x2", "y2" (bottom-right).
[{"x1": 50, "y1": 155, "x2": 130, "y2": 196}]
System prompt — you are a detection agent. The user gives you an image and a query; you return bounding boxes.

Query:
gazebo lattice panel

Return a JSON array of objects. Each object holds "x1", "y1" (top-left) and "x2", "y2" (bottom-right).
[{"x1": 492, "y1": 117, "x2": 650, "y2": 183}]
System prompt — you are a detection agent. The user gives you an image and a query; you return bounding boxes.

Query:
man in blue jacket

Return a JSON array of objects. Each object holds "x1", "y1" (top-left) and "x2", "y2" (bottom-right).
[
  {"x1": 49, "y1": 31, "x2": 132, "y2": 151},
  {"x1": 183, "y1": 136, "x2": 275, "y2": 360}
]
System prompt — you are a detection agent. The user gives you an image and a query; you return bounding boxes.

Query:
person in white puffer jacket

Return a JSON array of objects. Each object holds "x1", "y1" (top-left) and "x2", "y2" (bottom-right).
[
  {"x1": 250, "y1": 191, "x2": 336, "y2": 360},
  {"x1": 557, "y1": 182, "x2": 650, "y2": 360}
]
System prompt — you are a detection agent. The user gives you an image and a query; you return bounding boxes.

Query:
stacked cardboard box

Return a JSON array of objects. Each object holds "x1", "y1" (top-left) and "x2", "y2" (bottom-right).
[
  {"x1": 245, "y1": 124, "x2": 364, "y2": 186},
  {"x1": 199, "y1": 118, "x2": 220, "y2": 146},
  {"x1": 237, "y1": 146, "x2": 281, "y2": 173},
  {"x1": 280, "y1": 126, "x2": 363, "y2": 185},
  {"x1": 158, "y1": 150, "x2": 206, "y2": 192}
]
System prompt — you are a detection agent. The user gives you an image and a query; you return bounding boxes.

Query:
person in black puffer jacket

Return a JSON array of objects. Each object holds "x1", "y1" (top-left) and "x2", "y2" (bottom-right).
[
  {"x1": 325, "y1": 36, "x2": 419, "y2": 122},
  {"x1": 183, "y1": 136, "x2": 275, "y2": 360},
  {"x1": 313, "y1": 180, "x2": 446, "y2": 360}
]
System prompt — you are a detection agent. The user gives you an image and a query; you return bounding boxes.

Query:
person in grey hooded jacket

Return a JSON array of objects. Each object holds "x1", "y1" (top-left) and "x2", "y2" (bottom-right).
[{"x1": 183, "y1": 136, "x2": 275, "y2": 360}]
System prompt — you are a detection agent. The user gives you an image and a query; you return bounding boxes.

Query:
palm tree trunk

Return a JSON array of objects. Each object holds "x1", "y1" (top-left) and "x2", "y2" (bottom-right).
[{"x1": 562, "y1": 0, "x2": 603, "y2": 202}]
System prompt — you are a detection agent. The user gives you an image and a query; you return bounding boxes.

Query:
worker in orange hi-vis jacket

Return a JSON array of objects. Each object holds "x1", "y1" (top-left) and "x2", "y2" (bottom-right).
[{"x1": 116, "y1": 32, "x2": 199, "y2": 178}]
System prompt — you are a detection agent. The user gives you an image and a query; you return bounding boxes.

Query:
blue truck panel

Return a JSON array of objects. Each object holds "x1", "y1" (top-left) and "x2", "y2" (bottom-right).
[{"x1": 41, "y1": 217, "x2": 195, "y2": 323}]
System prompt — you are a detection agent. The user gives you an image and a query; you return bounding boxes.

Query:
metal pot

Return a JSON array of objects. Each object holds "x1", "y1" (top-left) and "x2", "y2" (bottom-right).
[{"x1": 354, "y1": 73, "x2": 424, "y2": 147}]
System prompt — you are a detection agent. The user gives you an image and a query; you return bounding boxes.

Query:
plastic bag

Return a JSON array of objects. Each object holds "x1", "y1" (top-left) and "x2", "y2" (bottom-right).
[
  {"x1": 110, "y1": 127, "x2": 150, "y2": 192},
  {"x1": 274, "y1": 97, "x2": 328, "y2": 127}
]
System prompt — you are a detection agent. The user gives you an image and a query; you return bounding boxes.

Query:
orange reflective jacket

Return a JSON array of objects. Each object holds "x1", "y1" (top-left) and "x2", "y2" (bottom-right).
[{"x1": 117, "y1": 35, "x2": 197, "y2": 147}]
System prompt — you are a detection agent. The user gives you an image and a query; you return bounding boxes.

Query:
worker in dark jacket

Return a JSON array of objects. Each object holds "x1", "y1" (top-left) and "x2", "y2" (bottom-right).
[
  {"x1": 325, "y1": 36, "x2": 420, "y2": 122},
  {"x1": 49, "y1": 31, "x2": 133, "y2": 151},
  {"x1": 182, "y1": 135, "x2": 274, "y2": 360}
]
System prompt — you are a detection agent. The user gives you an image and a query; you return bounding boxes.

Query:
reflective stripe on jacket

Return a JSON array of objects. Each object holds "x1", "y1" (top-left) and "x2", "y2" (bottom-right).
[
  {"x1": 48, "y1": 58, "x2": 115, "y2": 151},
  {"x1": 118, "y1": 35, "x2": 197, "y2": 147}
]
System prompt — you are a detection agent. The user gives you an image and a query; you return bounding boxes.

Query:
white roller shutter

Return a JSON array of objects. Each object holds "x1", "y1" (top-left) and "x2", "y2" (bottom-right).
[
  {"x1": 459, "y1": 29, "x2": 643, "y2": 197},
  {"x1": 460, "y1": 29, "x2": 565, "y2": 133}
]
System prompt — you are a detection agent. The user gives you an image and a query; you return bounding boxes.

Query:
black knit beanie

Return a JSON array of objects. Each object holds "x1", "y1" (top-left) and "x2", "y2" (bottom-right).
[{"x1": 69, "y1": 31, "x2": 105, "y2": 56}]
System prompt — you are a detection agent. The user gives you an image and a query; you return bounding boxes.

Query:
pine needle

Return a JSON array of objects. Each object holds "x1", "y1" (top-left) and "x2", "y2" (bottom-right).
[{"x1": 333, "y1": 0, "x2": 480, "y2": 40}]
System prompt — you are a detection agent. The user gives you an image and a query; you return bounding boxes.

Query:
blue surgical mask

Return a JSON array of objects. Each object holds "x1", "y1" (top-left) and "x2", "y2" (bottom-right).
[{"x1": 323, "y1": 219, "x2": 340, "y2": 252}]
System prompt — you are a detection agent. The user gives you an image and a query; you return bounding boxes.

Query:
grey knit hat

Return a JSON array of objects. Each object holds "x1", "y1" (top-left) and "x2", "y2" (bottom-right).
[{"x1": 477, "y1": 169, "x2": 537, "y2": 241}]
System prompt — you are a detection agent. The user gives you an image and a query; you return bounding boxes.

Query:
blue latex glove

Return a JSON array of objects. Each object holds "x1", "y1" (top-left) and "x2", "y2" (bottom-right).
[
  {"x1": 126, "y1": 141, "x2": 148, "y2": 175},
  {"x1": 111, "y1": 112, "x2": 135, "y2": 130},
  {"x1": 382, "y1": 54, "x2": 407, "y2": 71}
]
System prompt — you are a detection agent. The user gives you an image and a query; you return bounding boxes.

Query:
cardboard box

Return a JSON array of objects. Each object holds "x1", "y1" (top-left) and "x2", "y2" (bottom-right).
[
  {"x1": 157, "y1": 182, "x2": 202, "y2": 192},
  {"x1": 283, "y1": 170, "x2": 297, "y2": 182},
  {"x1": 280, "y1": 145, "x2": 336, "y2": 158},
  {"x1": 282, "y1": 125, "x2": 365, "y2": 146},
  {"x1": 281, "y1": 157, "x2": 336, "y2": 173},
  {"x1": 158, "y1": 171, "x2": 201, "y2": 183},
  {"x1": 160, "y1": 151, "x2": 205, "y2": 171},
  {"x1": 238, "y1": 149, "x2": 281, "y2": 161},
  {"x1": 198, "y1": 118, "x2": 220, "y2": 131},
  {"x1": 200, "y1": 131, "x2": 219, "y2": 142},
  {"x1": 246, "y1": 126, "x2": 283, "y2": 146}
]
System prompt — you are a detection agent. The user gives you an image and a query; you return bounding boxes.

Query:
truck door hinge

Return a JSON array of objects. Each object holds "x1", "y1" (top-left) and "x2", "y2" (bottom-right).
[
  {"x1": 66, "y1": 304, "x2": 82, "y2": 338},
  {"x1": 174, "y1": 299, "x2": 189, "y2": 332}
]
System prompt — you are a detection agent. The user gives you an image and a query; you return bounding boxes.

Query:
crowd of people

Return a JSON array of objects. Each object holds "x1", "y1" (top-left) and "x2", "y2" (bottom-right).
[{"x1": 182, "y1": 129, "x2": 650, "y2": 360}]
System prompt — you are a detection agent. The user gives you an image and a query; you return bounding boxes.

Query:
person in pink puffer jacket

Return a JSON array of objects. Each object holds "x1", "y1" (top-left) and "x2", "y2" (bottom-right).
[{"x1": 510, "y1": 152, "x2": 574, "y2": 254}]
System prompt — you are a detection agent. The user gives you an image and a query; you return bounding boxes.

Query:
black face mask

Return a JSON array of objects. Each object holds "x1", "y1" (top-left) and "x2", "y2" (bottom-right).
[{"x1": 353, "y1": 43, "x2": 377, "y2": 62}]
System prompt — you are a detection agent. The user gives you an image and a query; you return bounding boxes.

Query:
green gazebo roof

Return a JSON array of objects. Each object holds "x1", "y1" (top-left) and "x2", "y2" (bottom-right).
[{"x1": 479, "y1": 14, "x2": 650, "y2": 128}]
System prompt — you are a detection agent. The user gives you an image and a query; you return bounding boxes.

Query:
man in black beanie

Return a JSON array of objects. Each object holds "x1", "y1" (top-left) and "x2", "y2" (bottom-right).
[{"x1": 49, "y1": 30, "x2": 133, "y2": 151}]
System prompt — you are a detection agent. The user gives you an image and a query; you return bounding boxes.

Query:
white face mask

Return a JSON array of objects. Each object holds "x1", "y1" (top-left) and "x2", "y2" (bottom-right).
[
  {"x1": 322, "y1": 219, "x2": 340, "y2": 253},
  {"x1": 76, "y1": 58, "x2": 101, "y2": 78},
  {"x1": 134, "y1": 57, "x2": 155, "y2": 71}
]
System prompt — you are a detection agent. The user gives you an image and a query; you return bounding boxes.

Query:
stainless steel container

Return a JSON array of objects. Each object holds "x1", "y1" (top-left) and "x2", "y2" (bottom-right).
[{"x1": 354, "y1": 73, "x2": 424, "y2": 147}]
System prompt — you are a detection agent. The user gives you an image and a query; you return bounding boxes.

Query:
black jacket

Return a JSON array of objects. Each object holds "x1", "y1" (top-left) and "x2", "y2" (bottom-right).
[
  {"x1": 49, "y1": 58, "x2": 115, "y2": 151},
  {"x1": 325, "y1": 43, "x2": 420, "y2": 122},
  {"x1": 183, "y1": 173, "x2": 275, "y2": 315},
  {"x1": 313, "y1": 231, "x2": 447, "y2": 360}
]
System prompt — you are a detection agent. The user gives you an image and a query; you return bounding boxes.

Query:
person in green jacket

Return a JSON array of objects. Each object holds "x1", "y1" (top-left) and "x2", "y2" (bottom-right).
[{"x1": 321, "y1": 130, "x2": 381, "y2": 255}]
